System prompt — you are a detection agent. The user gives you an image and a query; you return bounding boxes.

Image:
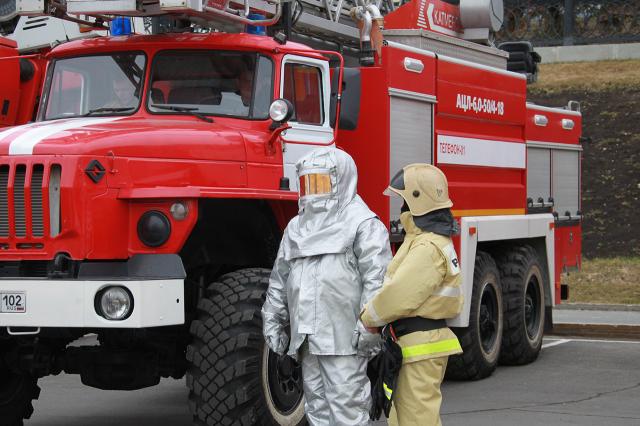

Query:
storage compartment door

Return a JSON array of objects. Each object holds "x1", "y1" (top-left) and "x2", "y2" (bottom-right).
[
  {"x1": 552, "y1": 150, "x2": 580, "y2": 217},
  {"x1": 527, "y1": 147, "x2": 551, "y2": 203},
  {"x1": 389, "y1": 95, "x2": 433, "y2": 222}
]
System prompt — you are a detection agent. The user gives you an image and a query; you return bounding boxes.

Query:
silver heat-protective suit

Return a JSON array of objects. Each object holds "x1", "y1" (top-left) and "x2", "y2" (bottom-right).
[{"x1": 262, "y1": 147, "x2": 391, "y2": 425}]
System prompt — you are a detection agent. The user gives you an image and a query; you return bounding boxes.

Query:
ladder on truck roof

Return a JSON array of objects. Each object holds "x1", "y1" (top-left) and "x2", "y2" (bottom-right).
[
  {"x1": 279, "y1": 0, "x2": 395, "y2": 46},
  {"x1": 0, "y1": 0, "x2": 397, "y2": 48}
]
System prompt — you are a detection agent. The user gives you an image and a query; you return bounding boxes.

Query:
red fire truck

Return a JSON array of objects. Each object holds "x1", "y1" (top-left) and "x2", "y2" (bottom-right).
[{"x1": 0, "y1": 0, "x2": 582, "y2": 424}]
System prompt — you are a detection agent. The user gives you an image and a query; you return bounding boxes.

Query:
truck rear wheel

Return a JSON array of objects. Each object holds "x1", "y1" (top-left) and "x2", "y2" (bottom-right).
[
  {"x1": 186, "y1": 268, "x2": 305, "y2": 426},
  {"x1": 0, "y1": 350, "x2": 40, "y2": 426},
  {"x1": 497, "y1": 245, "x2": 546, "y2": 365},
  {"x1": 446, "y1": 252, "x2": 503, "y2": 380}
]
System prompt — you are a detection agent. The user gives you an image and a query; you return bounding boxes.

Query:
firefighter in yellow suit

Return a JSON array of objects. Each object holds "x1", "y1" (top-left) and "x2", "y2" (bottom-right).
[{"x1": 361, "y1": 164, "x2": 463, "y2": 426}]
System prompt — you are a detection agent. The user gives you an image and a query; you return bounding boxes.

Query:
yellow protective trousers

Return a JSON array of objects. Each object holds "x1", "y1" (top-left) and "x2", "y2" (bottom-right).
[{"x1": 387, "y1": 356, "x2": 448, "y2": 426}]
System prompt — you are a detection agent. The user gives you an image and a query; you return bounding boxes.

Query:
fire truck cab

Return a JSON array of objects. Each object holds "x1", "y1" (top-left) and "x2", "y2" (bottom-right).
[{"x1": 0, "y1": 0, "x2": 582, "y2": 424}]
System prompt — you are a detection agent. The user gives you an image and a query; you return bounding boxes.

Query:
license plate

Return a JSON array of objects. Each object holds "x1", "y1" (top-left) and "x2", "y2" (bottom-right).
[{"x1": 0, "y1": 292, "x2": 26, "y2": 313}]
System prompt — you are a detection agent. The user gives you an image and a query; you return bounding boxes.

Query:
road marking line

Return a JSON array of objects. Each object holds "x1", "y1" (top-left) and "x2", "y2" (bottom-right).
[
  {"x1": 542, "y1": 339, "x2": 570, "y2": 349},
  {"x1": 567, "y1": 338, "x2": 640, "y2": 345}
]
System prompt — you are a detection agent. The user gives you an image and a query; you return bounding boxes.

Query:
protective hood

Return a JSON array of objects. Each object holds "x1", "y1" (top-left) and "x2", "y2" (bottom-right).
[
  {"x1": 283, "y1": 147, "x2": 376, "y2": 260},
  {"x1": 400, "y1": 209, "x2": 459, "y2": 237}
]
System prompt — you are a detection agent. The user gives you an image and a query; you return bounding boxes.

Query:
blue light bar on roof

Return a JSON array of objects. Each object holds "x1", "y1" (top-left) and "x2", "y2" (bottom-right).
[
  {"x1": 111, "y1": 17, "x2": 132, "y2": 36},
  {"x1": 246, "y1": 13, "x2": 266, "y2": 36}
]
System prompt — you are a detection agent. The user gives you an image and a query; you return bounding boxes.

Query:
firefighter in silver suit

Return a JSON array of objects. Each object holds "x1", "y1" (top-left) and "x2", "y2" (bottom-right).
[{"x1": 262, "y1": 147, "x2": 392, "y2": 425}]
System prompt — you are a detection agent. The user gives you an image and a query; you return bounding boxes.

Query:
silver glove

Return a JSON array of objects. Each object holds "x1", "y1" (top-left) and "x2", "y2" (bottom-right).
[
  {"x1": 353, "y1": 320, "x2": 382, "y2": 359},
  {"x1": 262, "y1": 310, "x2": 290, "y2": 355}
]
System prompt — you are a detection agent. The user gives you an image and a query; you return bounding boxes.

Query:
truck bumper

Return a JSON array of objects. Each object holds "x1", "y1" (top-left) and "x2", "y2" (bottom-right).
[
  {"x1": 0, "y1": 278, "x2": 184, "y2": 328},
  {"x1": 0, "y1": 254, "x2": 186, "y2": 328}
]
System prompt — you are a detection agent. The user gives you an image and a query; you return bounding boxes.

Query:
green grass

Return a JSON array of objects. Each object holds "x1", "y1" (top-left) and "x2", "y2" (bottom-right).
[
  {"x1": 530, "y1": 60, "x2": 640, "y2": 94},
  {"x1": 566, "y1": 257, "x2": 640, "y2": 304}
]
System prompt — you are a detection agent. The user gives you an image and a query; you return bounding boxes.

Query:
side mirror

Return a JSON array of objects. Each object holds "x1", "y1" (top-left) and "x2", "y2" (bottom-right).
[
  {"x1": 330, "y1": 67, "x2": 361, "y2": 131},
  {"x1": 269, "y1": 98, "x2": 294, "y2": 130}
]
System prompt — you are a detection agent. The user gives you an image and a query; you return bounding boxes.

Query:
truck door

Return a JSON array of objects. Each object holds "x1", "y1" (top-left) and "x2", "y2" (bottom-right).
[{"x1": 279, "y1": 54, "x2": 334, "y2": 192}]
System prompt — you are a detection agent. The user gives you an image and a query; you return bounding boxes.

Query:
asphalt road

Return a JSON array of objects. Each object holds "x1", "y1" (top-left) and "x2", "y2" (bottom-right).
[{"x1": 28, "y1": 337, "x2": 640, "y2": 426}]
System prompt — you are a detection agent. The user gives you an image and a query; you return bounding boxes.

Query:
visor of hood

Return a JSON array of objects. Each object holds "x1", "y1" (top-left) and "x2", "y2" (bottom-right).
[{"x1": 299, "y1": 172, "x2": 333, "y2": 197}]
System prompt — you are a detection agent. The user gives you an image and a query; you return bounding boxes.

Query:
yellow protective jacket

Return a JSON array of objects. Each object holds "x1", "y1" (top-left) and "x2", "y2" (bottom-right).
[{"x1": 361, "y1": 212, "x2": 463, "y2": 363}]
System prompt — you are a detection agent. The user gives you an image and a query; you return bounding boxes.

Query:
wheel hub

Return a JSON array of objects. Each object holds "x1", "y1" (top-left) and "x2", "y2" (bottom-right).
[
  {"x1": 479, "y1": 283, "x2": 498, "y2": 354},
  {"x1": 525, "y1": 276, "x2": 542, "y2": 339},
  {"x1": 266, "y1": 349, "x2": 303, "y2": 415},
  {"x1": 277, "y1": 354, "x2": 294, "y2": 377}
]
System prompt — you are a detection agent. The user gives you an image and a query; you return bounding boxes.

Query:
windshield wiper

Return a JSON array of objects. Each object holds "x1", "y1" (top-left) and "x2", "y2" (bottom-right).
[
  {"x1": 44, "y1": 107, "x2": 134, "y2": 121},
  {"x1": 84, "y1": 107, "x2": 136, "y2": 116},
  {"x1": 151, "y1": 104, "x2": 214, "y2": 123}
]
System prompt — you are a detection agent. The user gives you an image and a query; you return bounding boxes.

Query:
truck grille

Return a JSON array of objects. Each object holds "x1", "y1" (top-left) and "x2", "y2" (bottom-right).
[
  {"x1": 14, "y1": 165, "x2": 26, "y2": 237},
  {"x1": 31, "y1": 165, "x2": 44, "y2": 237},
  {"x1": 0, "y1": 162, "x2": 60, "y2": 244},
  {"x1": 0, "y1": 165, "x2": 8, "y2": 237}
]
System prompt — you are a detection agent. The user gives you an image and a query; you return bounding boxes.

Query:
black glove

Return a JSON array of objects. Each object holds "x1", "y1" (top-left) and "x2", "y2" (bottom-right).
[{"x1": 369, "y1": 328, "x2": 403, "y2": 420}]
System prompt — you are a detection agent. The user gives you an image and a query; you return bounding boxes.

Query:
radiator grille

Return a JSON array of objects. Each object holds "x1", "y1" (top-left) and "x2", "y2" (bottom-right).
[
  {"x1": 14, "y1": 165, "x2": 26, "y2": 237},
  {"x1": 0, "y1": 166, "x2": 8, "y2": 237},
  {"x1": 31, "y1": 165, "x2": 44, "y2": 237},
  {"x1": 0, "y1": 162, "x2": 57, "y2": 244}
]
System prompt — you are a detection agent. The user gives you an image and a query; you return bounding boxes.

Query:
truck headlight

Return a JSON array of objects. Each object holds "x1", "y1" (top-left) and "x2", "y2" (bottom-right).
[
  {"x1": 137, "y1": 211, "x2": 171, "y2": 247},
  {"x1": 96, "y1": 286, "x2": 133, "y2": 320}
]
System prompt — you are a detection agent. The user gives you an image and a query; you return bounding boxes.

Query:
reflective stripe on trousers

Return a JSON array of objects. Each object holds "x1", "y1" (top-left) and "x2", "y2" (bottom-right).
[{"x1": 401, "y1": 338, "x2": 462, "y2": 359}]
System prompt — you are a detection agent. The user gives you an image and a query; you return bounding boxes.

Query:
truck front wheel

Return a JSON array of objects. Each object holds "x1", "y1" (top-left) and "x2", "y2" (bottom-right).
[
  {"x1": 0, "y1": 349, "x2": 40, "y2": 426},
  {"x1": 186, "y1": 268, "x2": 305, "y2": 426},
  {"x1": 446, "y1": 251, "x2": 503, "y2": 380}
]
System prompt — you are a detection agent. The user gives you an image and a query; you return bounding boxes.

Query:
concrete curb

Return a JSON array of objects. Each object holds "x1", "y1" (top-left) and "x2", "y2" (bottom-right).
[
  {"x1": 555, "y1": 303, "x2": 640, "y2": 312},
  {"x1": 550, "y1": 323, "x2": 640, "y2": 340}
]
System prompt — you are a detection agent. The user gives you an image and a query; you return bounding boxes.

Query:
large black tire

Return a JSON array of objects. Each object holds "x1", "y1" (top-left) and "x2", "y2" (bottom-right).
[
  {"x1": 186, "y1": 268, "x2": 305, "y2": 426},
  {"x1": 497, "y1": 245, "x2": 546, "y2": 365},
  {"x1": 446, "y1": 252, "x2": 503, "y2": 381},
  {"x1": 0, "y1": 347, "x2": 40, "y2": 426}
]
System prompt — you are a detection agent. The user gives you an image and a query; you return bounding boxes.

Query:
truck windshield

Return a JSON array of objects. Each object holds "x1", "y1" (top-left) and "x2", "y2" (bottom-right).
[
  {"x1": 42, "y1": 52, "x2": 146, "y2": 120},
  {"x1": 148, "y1": 51, "x2": 273, "y2": 119}
]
